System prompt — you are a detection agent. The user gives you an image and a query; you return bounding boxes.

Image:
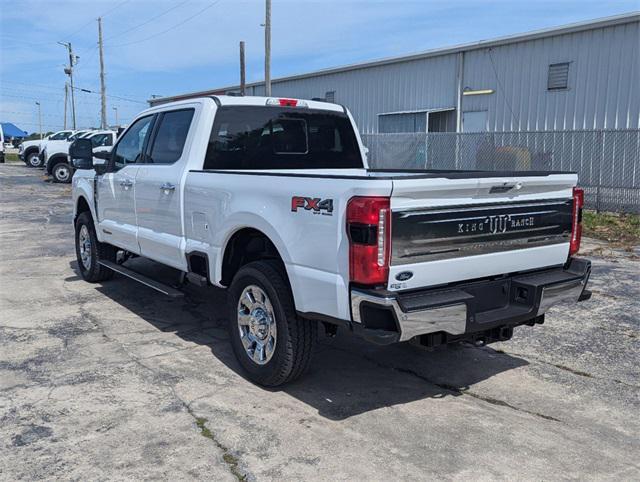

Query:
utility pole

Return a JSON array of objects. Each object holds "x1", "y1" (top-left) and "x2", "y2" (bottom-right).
[
  {"x1": 98, "y1": 17, "x2": 107, "y2": 129},
  {"x1": 58, "y1": 41, "x2": 78, "y2": 129},
  {"x1": 239, "y1": 41, "x2": 246, "y2": 96},
  {"x1": 112, "y1": 106, "x2": 118, "y2": 126},
  {"x1": 264, "y1": 0, "x2": 271, "y2": 96},
  {"x1": 35, "y1": 101, "x2": 42, "y2": 139},
  {"x1": 63, "y1": 83, "x2": 68, "y2": 129}
]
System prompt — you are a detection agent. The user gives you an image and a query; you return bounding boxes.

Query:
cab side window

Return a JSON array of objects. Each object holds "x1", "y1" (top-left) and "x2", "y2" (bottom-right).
[
  {"x1": 50, "y1": 131, "x2": 72, "y2": 140},
  {"x1": 112, "y1": 116, "x2": 153, "y2": 170},
  {"x1": 148, "y1": 109, "x2": 194, "y2": 164},
  {"x1": 90, "y1": 133, "x2": 113, "y2": 147}
]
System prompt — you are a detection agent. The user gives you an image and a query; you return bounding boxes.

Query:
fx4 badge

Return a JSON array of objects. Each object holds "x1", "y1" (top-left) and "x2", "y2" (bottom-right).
[{"x1": 291, "y1": 196, "x2": 334, "y2": 216}]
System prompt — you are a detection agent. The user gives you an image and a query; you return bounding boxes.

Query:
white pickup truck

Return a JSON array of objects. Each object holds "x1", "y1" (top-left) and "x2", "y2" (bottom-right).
[
  {"x1": 70, "y1": 95, "x2": 591, "y2": 386},
  {"x1": 46, "y1": 130, "x2": 116, "y2": 183},
  {"x1": 19, "y1": 130, "x2": 76, "y2": 168}
]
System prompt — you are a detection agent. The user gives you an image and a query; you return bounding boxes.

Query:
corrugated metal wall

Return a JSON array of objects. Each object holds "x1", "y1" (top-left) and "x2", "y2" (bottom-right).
[
  {"x1": 248, "y1": 19, "x2": 638, "y2": 134},
  {"x1": 461, "y1": 20, "x2": 639, "y2": 131},
  {"x1": 249, "y1": 54, "x2": 459, "y2": 134}
]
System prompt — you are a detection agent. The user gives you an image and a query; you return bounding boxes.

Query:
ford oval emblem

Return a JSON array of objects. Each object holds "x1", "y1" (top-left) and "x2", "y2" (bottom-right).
[{"x1": 395, "y1": 271, "x2": 413, "y2": 282}]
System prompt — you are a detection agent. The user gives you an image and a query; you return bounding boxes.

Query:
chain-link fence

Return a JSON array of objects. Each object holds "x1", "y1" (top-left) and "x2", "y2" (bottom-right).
[{"x1": 361, "y1": 129, "x2": 640, "y2": 213}]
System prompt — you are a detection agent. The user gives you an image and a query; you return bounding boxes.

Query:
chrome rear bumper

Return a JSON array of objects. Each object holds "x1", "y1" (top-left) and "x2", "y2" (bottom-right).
[
  {"x1": 351, "y1": 291, "x2": 467, "y2": 342},
  {"x1": 350, "y1": 257, "x2": 591, "y2": 344}
]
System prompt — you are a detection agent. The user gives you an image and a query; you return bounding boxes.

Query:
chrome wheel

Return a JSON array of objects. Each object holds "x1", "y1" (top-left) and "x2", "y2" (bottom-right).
[
  {"x1": 78, "y1": 225, "x2": 92, "y2": 270},
  {"x1": 54, "y1": 164, "x2": 71, "y2": 182},
  {"x1": 237, "y1": 285, "x2": 277, "y2": 365}
]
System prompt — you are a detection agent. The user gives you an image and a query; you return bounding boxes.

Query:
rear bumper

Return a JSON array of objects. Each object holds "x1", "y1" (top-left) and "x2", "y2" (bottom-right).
[{"x1": 350, "y1": 257, "x2": 591, "y2": 345}]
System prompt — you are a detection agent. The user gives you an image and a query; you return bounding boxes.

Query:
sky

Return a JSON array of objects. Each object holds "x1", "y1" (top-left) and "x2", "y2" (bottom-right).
[{"x1": 1, "y1": 0, "x2": 638, "y2": 133}]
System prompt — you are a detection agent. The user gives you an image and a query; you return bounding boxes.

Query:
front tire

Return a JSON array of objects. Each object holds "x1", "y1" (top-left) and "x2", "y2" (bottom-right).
[
  {"x1": 228, "y1": 260, "x2": 316, "y2": 386},
  {"x1": 74, "y1": 212, "x2": 116, "y2": 282},
  {"x1": 26, "y1": 151, "x2": 43, "y2": 168},
  {"x1": 53, "y1": 162, "x2": 73, "y2": 183}
]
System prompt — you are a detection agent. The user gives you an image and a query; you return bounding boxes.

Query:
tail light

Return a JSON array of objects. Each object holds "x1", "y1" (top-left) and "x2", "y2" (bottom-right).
[
  {"x1": 266, "y1": 98, "x2": 308, "y2": 107},
  {"x1": 347, "y1": 196, "x2": 391, "y2": 285},
  {"x1": 569, "y1": 187, "x2": 584, "y2": 256}
]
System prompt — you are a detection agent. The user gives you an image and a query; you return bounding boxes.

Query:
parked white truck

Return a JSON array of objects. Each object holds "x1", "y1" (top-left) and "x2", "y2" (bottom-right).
[
  {"x1": 70, "y1": 95, "x2": 591, "y2": 386},
  {"x1": 19, "y1": 130, "x2": 76, "y2": 167},
  {"x1": 46, "y1": 130, "x2": 116, "y2": 183}
]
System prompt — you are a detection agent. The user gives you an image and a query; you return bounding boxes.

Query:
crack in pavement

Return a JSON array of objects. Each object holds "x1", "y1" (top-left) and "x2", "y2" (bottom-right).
[
  {"x1": 191, "y1": 413, "x2": 248, "y2": 481},
  {"x1": 75, "y1": 305, "x2": 253, "y2": 481},
  {"x1": 494, "y1": 349, "x2": 640, "y2": 390},
  {"x1": 325, "y1": 343, "x2": 563, "y2": 423}
]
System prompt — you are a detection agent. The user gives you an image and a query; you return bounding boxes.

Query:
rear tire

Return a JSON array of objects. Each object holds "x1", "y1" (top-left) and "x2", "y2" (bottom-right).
[
  {"x1": 75, "y1": 212, "x2": 116, "y2": 282},
  {"x1": 53, "y1": 162, "x2": 73, "y2": 183},
  {"x1": 26, "y1": 151, "x2": 43, "y2": 168},
  {"x1": 227, "y1": 260, "x2": 316, "y2": 386}
]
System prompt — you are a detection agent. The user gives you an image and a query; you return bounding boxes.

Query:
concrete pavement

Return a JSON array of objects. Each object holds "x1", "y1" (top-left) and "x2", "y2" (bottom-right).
[{"x1": 1, "y1": 164, "x2": 638, "y2": 480}]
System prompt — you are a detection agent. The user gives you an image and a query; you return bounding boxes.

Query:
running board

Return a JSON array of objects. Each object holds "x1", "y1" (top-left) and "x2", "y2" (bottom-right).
[{"x1": 98, "y1": 260, "x2": 184, "y2": 298}]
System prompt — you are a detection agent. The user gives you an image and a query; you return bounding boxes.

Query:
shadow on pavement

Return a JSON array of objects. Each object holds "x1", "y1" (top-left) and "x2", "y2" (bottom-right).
[{"x1": 69, "y1": 258, "x2": 529, "y2": 421}]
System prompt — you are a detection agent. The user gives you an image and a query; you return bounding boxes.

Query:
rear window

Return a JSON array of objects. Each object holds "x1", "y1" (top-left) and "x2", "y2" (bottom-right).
[{"x1": 203, "y1": 106, "x2": 363, "y2": 170}]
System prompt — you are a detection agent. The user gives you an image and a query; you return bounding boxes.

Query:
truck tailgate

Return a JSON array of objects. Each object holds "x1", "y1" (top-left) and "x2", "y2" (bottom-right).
[{"x1": 388, "y1": 173, "x2": 577, "y2": 290}]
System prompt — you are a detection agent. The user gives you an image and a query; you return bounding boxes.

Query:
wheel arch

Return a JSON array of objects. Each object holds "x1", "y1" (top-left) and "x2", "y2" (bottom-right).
[
  {"x1": 219, "y1": 227, "x2": 290, "y2": 288},
  {"x1": 24, "y1": 146, "x2": 39, "y2": 158},
  {"x1": 47, "y1": 154, "x2": 69, "y2": 174}
]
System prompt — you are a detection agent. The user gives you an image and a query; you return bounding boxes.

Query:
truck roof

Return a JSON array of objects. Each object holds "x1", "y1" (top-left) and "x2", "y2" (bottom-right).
[{"x1": 145, "y1": 95, "x2": 346, "y2": 114}]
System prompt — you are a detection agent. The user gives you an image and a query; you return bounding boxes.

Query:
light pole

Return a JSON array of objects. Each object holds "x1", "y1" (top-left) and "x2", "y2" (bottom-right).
[
  {"x1": 35, "y1": 101, "x2": 42, "y2": 139},
  {"x1": 112, "y1": 106, "x2": 118, "y2": 126},
  {"x1": 264, "y1": 0, "x2": 271, "y2": 96}
]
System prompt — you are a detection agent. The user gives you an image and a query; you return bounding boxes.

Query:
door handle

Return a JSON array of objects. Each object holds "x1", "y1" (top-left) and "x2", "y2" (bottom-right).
[
  {"x1": 160, "y1": 183, "x2": 176, "y2": 192},
  {"x1": 119, "y1": 180, "x2": 133, "y2": 190}
]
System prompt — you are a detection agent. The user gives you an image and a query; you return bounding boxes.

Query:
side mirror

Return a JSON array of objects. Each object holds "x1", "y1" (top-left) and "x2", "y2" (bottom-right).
[
  {"x1": 93, "y1": 158, "x2": 108, "y2": 175},
  {"x1": 93, "y1": 149, "x2": 111, "y2": 160},
  {"x1": 69, "y1": 138, "x2": 93, "y2": 163},
  {"x1": 70, "y1": 138, "x2": 108, "y2": 174},
  {"x1": 72, "y1": 158, "x2": 93, "y2": 170}
]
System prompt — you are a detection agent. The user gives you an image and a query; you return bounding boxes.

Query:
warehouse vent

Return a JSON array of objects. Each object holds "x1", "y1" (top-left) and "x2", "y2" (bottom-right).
[
  {"x1": 547, "y1": 62, "x2": 570, "y2": 90},
  {"x1": 325, "y1": 91, "x2": 335, "y2": 103}
]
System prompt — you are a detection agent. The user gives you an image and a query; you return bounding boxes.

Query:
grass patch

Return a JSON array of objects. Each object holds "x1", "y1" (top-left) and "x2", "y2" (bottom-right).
[
  {"x1": 4, "y1": 153, "x2": 20, "y2": 163},
  {"x1": 583, "y1": 210, "x2": 640, "y2": 248}
]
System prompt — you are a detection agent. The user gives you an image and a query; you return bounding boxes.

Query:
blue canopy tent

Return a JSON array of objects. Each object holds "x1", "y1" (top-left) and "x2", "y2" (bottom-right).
[{"x1": 0, "y1": 122, "x2": 29, "y2": 138}]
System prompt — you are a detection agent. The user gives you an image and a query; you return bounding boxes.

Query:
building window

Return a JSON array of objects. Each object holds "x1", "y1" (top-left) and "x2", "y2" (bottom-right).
[
  {"x1": 379, "y1": 112, "x2": 427, "y2": 133},
  {"x1": 325, "y1": 91, "x2": 335, "y2": 103},
  {"x1": 547, "y1": 62, "x2": 570, "y2": 90}
]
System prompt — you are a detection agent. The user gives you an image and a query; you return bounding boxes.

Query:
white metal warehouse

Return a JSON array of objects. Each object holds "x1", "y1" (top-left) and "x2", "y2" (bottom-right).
[{"x1": 151, "y1": 13, "x2": 639, "y2": 135}]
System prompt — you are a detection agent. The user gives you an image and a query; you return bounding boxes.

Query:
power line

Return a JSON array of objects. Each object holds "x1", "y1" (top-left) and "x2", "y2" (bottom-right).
[
  {"x1": 107, "y1": 0, "x2": 221, "y2": 48},
  {"x1": 1, "y1": 80, "x2": 63, "y2": 91},
  {"x1": 62, "y1": 0, "x2": 133, "y2": 41},
  {"x1": 69, "y1": 86, "x2": 147, "y2": 104},
  {"x1": 0, "y1": 92, "x2": 106, "y2": 107},
  {"x1": 487, "y1": 48, "x2": 520, "y2": 127},
  {"x1": 102, "y1": 0, "x2": 191, "y2": 42},
  {"x1": 0, "y1": 35, "x2": 60, "y2": 48},
  {"x1": 1, "y1": 82, "x2": 147, "y2": 104},
  {"x1": 0, "y1": 109, "x2": 101, "y2": 121}
]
